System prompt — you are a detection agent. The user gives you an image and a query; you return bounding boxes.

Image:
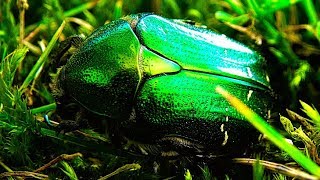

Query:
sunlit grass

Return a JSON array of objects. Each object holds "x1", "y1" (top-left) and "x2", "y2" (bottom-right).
[{"x1": 216, "y1": 86, "x2": 320, "y2": 178}]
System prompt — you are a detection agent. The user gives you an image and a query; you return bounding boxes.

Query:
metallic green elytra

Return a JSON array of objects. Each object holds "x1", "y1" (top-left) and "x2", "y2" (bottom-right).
[{"x1": 57, "y1": 13, "x2": 273, "y2": 156}]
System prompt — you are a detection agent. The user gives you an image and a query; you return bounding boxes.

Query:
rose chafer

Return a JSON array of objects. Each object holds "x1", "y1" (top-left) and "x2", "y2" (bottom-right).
[{"x1": 53, "y1": 13, "x2": 274, "y2": 157}]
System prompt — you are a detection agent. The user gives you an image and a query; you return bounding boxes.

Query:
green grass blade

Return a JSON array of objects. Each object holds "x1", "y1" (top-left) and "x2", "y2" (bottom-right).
[
  {"x1": 98, "y1": 163, "x2": 141, "y2": 180},
  {"x1": 301, "y1": 0, "x2": 318, "y2": 25},
  {"x1": 299, "y1": 100, "x2": 320, "y2": 127},
  {"x1": 30, "y1": 103, "x2": 56, "y2": 114},
  {"x1": 19, "y1": 21, "x2": 66, "y2": 92},
  {"x1": 59, "y1": 161, "x2": 78, "y2": 180},
  {"x1": 63, "y1": 1, "x2": 99, "y2": 17},
  {"x1": 215, "y1": 86, "x2": 320, "y2": 177}
]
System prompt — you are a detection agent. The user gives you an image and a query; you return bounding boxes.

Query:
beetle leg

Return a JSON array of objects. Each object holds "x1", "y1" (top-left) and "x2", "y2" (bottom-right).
[
  {"x1": 158, "y1": 136, "x2": 205, "y2": 157},
  {"x1": 53, "y1": 102, "x2": 86, "y2": 133},
  {"x1": 51, "y1": 35, "x2": 84, "y2": 68},
  {"x1": 50, "y1": 34, "x2": 87, "y2": 133},
  {"x1": 50, "y1": 35, "x2": 84, "y2": 114}
]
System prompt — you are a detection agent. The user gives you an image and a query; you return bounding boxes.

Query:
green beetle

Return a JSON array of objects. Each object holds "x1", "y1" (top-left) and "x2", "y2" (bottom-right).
[{"x1": 53, "y1": 13, "x2": 273, "y2": 157}]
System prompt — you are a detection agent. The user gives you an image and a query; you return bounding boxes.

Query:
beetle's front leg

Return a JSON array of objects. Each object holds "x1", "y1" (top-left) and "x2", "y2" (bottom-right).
[
  {"x1": 54, "y1": 105, "x2": 90, "y2": 133},
  {"x1": 50, "y1": 35, "x2": 87, "y2": 132},
  {"x1": 51, "y1": 35, "x2": 84, "y2": 68}
]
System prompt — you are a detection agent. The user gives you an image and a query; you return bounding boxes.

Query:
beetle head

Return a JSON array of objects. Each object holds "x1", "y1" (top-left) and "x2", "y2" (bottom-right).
[{"x1": 57, "y1": 19, "x2": 142, "y2": 119}]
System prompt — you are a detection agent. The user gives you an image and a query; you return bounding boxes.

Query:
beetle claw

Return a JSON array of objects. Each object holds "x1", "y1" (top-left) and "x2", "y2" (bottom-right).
[{"x1": 56, "y1": 120, "x2": 81, "y2": 133}]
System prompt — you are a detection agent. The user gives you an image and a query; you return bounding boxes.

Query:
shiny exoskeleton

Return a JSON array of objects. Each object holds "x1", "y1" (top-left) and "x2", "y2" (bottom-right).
[{"x1": 53, "y1": 13, "x2": 274, "y2": 157}]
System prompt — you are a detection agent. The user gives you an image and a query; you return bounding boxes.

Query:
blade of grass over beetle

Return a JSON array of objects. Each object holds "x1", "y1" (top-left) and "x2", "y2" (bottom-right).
[{"x1": 215, "y1": 86, "x2": 320, "y2": 177}]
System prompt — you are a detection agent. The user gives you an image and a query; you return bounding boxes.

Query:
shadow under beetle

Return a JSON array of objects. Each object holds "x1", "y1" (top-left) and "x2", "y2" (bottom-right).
[{"x1": 51, "y1": 13, "x2": 275, "y2": 158}]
